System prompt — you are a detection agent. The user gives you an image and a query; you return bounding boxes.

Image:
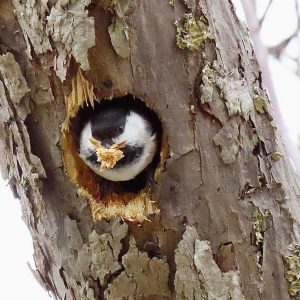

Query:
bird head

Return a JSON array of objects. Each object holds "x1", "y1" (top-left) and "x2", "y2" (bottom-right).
[{"x1": 79, "y1": 105, "x2": 158, "y2": 182}]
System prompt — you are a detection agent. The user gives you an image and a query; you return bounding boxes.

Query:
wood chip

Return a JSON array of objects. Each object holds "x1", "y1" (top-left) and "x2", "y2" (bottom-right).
[{"x1": 90, "y1": 138, "x2": 125, "y2": 172}]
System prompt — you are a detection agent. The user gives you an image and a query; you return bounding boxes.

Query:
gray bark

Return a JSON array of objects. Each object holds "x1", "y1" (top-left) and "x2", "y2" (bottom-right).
[{"x1": 0, "y1": 0, "x2": 299, "y2": 299}]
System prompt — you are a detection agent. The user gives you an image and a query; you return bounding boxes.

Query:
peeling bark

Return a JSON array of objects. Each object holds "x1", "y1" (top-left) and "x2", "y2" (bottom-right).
[{"x1": 1, "y1": 0, "x2": 300, "y2": 299}]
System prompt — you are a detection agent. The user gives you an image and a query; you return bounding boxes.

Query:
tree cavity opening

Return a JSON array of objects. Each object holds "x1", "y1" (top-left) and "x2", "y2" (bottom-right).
[
  {"x1": 72, "y1": 95, "x2": 163, "y2": 194},
  {"x1": 60, "y1": 72, "x2": 166, "y2": 223}
]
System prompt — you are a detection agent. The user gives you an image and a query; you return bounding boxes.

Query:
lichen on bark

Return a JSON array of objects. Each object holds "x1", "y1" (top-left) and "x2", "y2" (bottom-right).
[{"x1": 175, "y1": 13, "x2": 212, "y2": 51}]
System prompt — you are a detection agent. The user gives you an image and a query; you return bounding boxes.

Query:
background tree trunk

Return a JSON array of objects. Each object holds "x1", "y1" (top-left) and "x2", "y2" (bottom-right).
[{"x1": 1, "y1": 0, "x2": 300, "y2": 299}]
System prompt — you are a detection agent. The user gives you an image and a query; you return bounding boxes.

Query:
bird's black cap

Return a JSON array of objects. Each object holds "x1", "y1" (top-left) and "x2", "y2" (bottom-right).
[{"x1": 91, "y1": 107, "x2": 129, "y2": 142}]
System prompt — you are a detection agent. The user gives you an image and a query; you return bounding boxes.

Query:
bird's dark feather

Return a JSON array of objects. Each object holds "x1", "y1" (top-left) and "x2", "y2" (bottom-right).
[
  {"x1": 91, "y1": 107, "x2": 129, "y2": 141},
  {"x1": 115, "y1": 145, "x2": 144, "y2": 168}
]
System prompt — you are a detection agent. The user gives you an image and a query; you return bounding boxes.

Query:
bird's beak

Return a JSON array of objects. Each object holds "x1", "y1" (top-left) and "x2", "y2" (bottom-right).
[{"x1": 101, "y1": 138, "x2": 112, "y2": 148}]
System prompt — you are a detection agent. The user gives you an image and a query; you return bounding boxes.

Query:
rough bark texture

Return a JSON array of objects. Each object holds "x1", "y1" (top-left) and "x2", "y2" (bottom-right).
[{"x1": 1, "y1": 0, "x2": 300, "y2": 299}]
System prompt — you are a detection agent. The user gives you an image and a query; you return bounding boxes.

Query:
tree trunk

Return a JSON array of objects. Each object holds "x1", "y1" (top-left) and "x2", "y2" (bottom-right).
[{"x1": 1, "y1": 1, "x2": 299, "y2": 299}]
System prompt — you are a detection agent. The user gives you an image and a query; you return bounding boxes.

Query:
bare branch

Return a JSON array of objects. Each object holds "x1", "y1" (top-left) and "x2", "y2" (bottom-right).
[
  {"x1": 268, "y1": 34, "x2": 297, "y2": 58},
  {"x1": 295, "y1": 0, "x2": 300, "y2": 76},
  {"x1": 259, "y1": 0, "x2": 274, "y2": 27}
]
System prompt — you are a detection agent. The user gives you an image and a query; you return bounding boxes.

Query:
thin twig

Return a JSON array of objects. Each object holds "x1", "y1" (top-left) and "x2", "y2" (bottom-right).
[
  {"x1": 268, "y1": 34, "x2": 297, "y2": 58},
  {"x1": 259, "y1": 0, "x2": 273, "y2": 27},
  {"x1": 295, "y1": 0, "x2": 300, "y2": 76}
]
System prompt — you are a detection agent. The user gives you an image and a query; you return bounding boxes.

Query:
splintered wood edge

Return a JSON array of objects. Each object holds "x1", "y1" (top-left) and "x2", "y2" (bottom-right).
[
  {"x1": 78, "y1": 187, "x2": 159, "y2": 223},
  {"x1": 60, "y1": 68, "x2": 161, "y2": 223},
  {"x1": 154, "y1": 133, "x2": 169, "y2": 182},
  {"x1": 61, "y1": 68, "x2": 96, "y2": 133}
]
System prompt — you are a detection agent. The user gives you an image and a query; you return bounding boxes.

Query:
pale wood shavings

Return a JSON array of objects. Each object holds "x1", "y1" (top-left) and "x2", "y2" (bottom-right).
[
  {"x1": 97, "y1": 148, "x2": 123, "y2": 172},
  {"x1": 86, "y1": 189, "x2": 159, "y2": 223},
  {"x1": 61, "y1": 68, "x2": 95, "y2": 133},
  {"x1": 61, "y1": 133, "x2": 101, "y2": 200},
  {"x1": 90, "y1": 138, "x2": 125, "y2": 172}
]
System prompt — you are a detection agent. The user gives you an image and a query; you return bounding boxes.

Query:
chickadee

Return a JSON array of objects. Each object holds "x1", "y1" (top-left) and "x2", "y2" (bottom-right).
[{"x1": 79, "y1": 105, "x2": 158, "y2": 181}]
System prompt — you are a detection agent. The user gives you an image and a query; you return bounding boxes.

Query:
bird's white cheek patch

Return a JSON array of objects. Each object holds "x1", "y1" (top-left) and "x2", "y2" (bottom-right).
[{"x1": 59, "y1": 73, "x2": 166, "y2": 223}]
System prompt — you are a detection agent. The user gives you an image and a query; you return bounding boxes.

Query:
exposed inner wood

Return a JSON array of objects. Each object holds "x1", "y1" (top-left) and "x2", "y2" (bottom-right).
[{"x1": 60, "y1": 68, "x2": 163, "y2": 222}]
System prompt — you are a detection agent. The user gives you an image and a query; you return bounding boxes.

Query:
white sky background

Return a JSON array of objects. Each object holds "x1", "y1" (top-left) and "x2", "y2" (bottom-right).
[
  {"x1": 0, "y1": 176, "x2": 50, "y2": 299},
  {"x1": 1, "y1": 1, "x2": 300, "y2": 299}
]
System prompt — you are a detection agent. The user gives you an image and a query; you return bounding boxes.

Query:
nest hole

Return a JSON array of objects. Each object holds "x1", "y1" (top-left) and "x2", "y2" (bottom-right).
[
  {"x1": 61, "y1": 88, "x2": 167, "y2": 222},
  {"x1": 70, "y1": 95, "x2": 163, "y2": 196}
]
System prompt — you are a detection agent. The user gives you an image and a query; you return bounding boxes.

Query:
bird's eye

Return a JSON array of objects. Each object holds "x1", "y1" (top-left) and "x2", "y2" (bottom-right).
[{"x1": 117, "y1": 126, "x2": 124, "y2": 134}]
